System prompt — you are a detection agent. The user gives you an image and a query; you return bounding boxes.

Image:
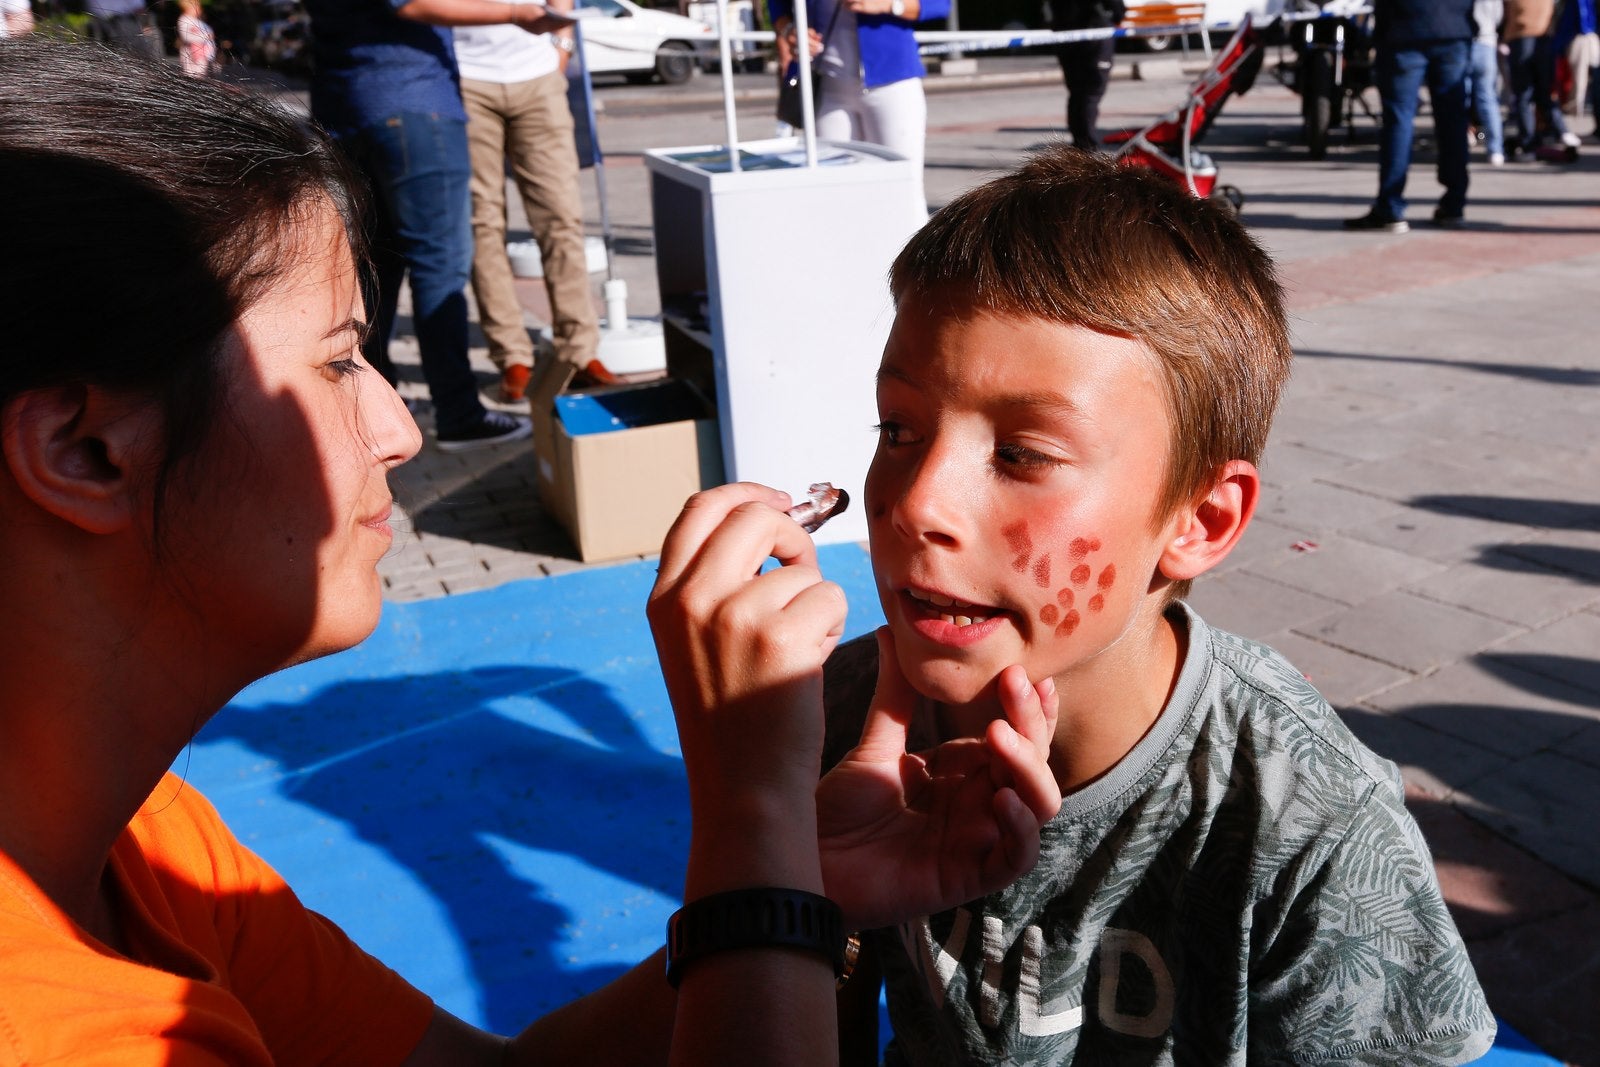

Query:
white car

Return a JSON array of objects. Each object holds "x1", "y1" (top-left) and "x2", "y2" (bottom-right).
[{"x1": 573, "y1": 0, "x2": 718, "y2": 84}]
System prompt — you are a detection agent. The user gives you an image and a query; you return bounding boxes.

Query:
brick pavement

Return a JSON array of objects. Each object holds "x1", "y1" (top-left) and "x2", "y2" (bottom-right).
[{"x1": 363, "y1": 62, "x2": 1600, "y2": 1063}]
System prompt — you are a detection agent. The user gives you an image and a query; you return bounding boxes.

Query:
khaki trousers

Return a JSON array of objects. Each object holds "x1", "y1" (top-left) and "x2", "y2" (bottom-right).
[{"x1": 462, "y1": 71, "x2": 599, "y2": 372}]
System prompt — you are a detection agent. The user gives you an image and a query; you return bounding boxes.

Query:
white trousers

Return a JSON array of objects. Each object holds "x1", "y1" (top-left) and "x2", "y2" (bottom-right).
[{"x1": 816, "y1": 72, "x2": 928, "y2": 217}]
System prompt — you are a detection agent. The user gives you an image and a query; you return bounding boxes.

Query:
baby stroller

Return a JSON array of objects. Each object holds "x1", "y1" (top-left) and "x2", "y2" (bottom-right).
[{"x1": 1101, "y1": 16, "x2": 1265, "y2": 214}]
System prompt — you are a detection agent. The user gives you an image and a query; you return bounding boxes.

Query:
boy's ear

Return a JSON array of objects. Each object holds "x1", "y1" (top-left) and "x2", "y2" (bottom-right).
[
  {"x1": 1, "y1": 385, "x2": 160, "y2": 536},
  {"x1": 1158, "y1": 460, "x2": 1259, "y2": 583}
]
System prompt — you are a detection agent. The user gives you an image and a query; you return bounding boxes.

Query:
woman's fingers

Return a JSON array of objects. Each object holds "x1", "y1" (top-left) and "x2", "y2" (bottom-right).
[{"x1": 652, "y1": 483, "x2": 793, "y2": 592}]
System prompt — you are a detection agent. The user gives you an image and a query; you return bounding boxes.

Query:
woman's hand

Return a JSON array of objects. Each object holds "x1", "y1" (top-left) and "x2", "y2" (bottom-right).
[
  {"x1": 647, "y1": 483, "x2": 848, "y2": 894},
  {"x1": 816, "y1": 629, "x2": 1062, "y2": 931},
  {"x1": 775, "y1": 17, "x2": 825, "y2": 63},
  {"x1": 843, "y1": 0, "x2": 917, "y2": 18}
]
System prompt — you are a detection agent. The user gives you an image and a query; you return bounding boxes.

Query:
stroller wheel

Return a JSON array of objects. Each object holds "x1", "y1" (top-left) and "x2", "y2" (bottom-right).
[{"x1": 1211, "y1": 185, "x2": 1245, "y2": 215}]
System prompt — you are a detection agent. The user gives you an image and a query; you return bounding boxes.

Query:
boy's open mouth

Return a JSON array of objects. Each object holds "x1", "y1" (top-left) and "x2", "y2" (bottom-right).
[{"x1": 906, "y1": 587, "x2": 997, "y2": 628}]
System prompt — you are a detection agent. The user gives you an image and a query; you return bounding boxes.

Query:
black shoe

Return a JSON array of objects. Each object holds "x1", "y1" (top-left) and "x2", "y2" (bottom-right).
[
  {"x1": 435, "y1": 410, "x2": 533, "y2": 453},
  {"x1": 1343, "y1": 210, "x2": 1409, "y2": 234},
  {"x1": 1430, "y1": 207, "x2": 1464, "y2": 228}
]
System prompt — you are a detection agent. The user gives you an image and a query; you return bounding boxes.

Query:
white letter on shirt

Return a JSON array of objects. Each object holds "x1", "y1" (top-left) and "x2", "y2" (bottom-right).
[
  {"x1": 1097, "y1": 928, "x2": 1175, "y2": 1039},
  {"x1": 1018, "y1": 925, "x2": 1084, "y2": 1037}
]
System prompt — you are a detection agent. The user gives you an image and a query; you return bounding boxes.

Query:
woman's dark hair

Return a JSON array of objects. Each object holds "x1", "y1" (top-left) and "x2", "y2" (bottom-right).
[{"x1": 0, "y1": 39, "x2": 364, "y2": 531}]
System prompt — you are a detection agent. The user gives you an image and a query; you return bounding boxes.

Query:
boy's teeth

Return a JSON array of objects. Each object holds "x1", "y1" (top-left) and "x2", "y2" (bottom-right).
[
  {"x1": 939, "y1": 613, "x2": 985, "y2": 627},
  {"x1": 928, "y1": 592, "x2": 955, "y2": 607}
]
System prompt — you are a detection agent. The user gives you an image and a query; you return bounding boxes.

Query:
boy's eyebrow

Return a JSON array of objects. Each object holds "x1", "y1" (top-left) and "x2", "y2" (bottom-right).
[{"x1": 994, "y1": 389, "x2": 1086, "y2": 419}]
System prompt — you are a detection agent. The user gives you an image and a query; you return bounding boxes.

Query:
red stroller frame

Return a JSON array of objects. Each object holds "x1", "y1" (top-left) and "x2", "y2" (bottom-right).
[{"x1": 1102, "y1": 16, "x2": 1265, "y2": 213}]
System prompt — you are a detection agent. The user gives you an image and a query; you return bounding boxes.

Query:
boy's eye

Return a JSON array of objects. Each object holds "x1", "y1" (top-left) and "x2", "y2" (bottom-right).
[
  {"x1": 874, "y1": 420, "x2": 915, "y2": 446},
  {"x1": 995, "y1": 441, "x2": 1063, "y2": 470}
]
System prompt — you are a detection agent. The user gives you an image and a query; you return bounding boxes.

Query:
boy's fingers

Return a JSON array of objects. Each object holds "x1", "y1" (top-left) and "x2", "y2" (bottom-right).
[
  {"x1": 985, "y1": 718, "x2": 1063, "y2": 826},
  {"x1": 986, "y1": 789, "x2": 1044, "y2": 884},
  {"x1": 855, "y1": 627, "x2": 917, "y2": 761}
]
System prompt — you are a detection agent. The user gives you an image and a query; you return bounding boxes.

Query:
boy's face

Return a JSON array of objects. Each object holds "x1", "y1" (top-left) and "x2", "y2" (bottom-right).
[{"x1": 865, "y1": 301, "x2": 1185, "y2": 709}]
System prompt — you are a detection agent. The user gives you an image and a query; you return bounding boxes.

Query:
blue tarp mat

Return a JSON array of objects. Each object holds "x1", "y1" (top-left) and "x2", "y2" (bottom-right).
[{"x1": 185, "y1": 543, "x2": 1554, "y2": 1063}]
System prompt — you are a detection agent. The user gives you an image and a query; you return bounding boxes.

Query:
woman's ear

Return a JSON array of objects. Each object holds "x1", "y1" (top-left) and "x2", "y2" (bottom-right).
[
  {"x1": 1, "y1": 385, "x2": 161, "y2": 535},
  {"x1": 1158, "y1": 460, "x2": 1260, "y2": 583}
]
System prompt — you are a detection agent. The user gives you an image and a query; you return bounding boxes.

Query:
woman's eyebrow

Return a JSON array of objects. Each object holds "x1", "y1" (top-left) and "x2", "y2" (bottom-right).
[{"x1": 322, "y1": 317, "x2": 370, "y2": 344}]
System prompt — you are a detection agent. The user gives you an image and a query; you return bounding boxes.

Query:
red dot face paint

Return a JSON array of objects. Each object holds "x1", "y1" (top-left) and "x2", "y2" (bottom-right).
[
  {"x1": 1071, "y1": 564, "x2": 1091, "y2": 585},
  {"x1": 1088, "y1": 594, "x2": 1104, "y2": 613},
  {"x1": 1032, "y1": 555, "x2": 1051, "y2": 589},
  {"x1": 1057, "y1": 588, "x2": 1074, "y2": 609},
  {"x1": 1068, "y1": 537, "x2": 1101, "y2": 560},
  {"x1": 1097, "y1": 564, "x2": 1116, "y2": 590},
  {"x1": 1055, "y1": 610, "x2": 1081, "y2": 637},
  {"x1": 1040, "y1": 604, "x2": 1059, "y2": 625},
  {"x1": 1003, "y1": 521, "x2": 1032, "y2": 556}
]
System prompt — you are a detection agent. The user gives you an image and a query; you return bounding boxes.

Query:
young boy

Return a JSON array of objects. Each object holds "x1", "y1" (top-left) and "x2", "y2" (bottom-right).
[{"x1": 820, "y1": 147, "x2": 1496, "y2": 1064}]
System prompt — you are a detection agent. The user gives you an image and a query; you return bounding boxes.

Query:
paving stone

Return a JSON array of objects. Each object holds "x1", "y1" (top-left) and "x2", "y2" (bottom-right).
[
  {"x1": 1257, "y1": 630, "x2": 1413, "y2": 707},
  {"x1": 1406, "y1": 784, "x2": 1593, "y2": 942},
  {"x1": 1462, "y1": 749, "x2": 1600, "y2": 890},
  {"x1": 1205, "y1": 516, "x2": 1306, "y2": 577},
  {"x1": 1183, "y1": 570, "x2": 1345, "y2": 642},
  {"x1": 1365, "y1": 658, "x2": 1600, "y2": 758},
  {"x1": 1481, "y1": 611, "x2": 1600, "y2": 698},
  {"x1": 1411, "y1": 550, "x2": 1600, "y2": 627},
  {"x1": 1337, "y1": 706, "x2": 1512, "y2": 799},
  {"x1": 1256, "y1": 441, "x2": 1362, "y2": 488},
  {"x1": 1241, "y1": 533, "x2": 1445, "y2": 606},
  {"x1": 1343, "y1": 507, "x2": 1538, "y2": 565},
  {"x1": 1256, "y1": 478, "x2": 1406, "y2": 534},
  {"x1": 1298, "y1": 590, "x2": 1526, "y2": 673},
  {"x1": 1500, "y1": 526, "x2": 1600, "y2": 583},
  {"x1": 1463, "y1": 899, "x2": 1600, "y2": 1067}
]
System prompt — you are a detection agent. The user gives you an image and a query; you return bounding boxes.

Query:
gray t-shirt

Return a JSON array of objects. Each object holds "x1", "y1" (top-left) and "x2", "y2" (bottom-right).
[{"x1": 821, "y1": 605, "x2": 1495, "y2": 1065}]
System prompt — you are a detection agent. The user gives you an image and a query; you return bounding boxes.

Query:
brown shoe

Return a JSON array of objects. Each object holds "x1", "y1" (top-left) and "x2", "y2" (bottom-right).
[
  {"x1": 570, "y1": 359, "x2": 622, "y2": 389},
  {"x1": 499, "y1": 364, "x2": 532, "y2": 403}
]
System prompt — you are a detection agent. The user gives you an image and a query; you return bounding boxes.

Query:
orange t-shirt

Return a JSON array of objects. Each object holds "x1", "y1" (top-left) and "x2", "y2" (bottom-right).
[{"x1": 0, "y1": 774, "x2": 434, "y2": 1065}]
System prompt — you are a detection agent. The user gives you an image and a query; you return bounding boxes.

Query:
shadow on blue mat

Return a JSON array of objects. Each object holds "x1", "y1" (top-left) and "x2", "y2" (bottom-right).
[{"x1": 185, "y1": 543, "x2": 1554, "y2": 1063}]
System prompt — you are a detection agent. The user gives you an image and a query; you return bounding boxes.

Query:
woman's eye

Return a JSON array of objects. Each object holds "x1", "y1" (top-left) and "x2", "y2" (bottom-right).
[{"x1": 328, "y1": 357, "x2": 365, "y2": 379}]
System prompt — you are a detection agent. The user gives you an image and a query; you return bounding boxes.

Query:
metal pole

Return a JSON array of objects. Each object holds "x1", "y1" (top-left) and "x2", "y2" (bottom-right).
[
  {"x1": 947, "y1": 0, "x2": 962, "y2": 61},
  {"x1": 716, "y1": 0, "x2": 742, "y2": 171}
]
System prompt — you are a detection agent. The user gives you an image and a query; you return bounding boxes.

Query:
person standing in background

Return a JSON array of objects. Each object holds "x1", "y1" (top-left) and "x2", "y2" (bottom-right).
[
  {"x1": 454, "y1": 3, "x2": 611, "y2": 405},
  {"x1": 0, "y1": 0, "x2": 33, "y2": 38},
  {"x1": 1345, "y1": 0, "x2": 1473, "y2": 232},
  {"x1": 304, "y1": 0, "x2": 571, "y2": 450},
  {"x1": 770, "y1": 0, "x2": 949, "y2": 216},
  {"x1": 1468, "y1": 0, "x2": 1505, "y2": 164},
  {"x1": 86, "y1": 0, "x2": 161, "y2": 57},
  {"x1": 1503, "y1": 0, "x2": 1580, "y2": 156},
  {"x1": 1050, "y1": 0, "x2": 1126, "y2": 151},
  {"x1": 177, "y1": 0, "x2": 218, "y2": 76}
]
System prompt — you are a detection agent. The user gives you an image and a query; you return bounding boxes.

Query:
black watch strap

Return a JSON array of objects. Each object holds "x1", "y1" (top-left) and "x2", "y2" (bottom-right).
[{"x1": 665, "y1": 887, "x2": 845, "y2": 988}]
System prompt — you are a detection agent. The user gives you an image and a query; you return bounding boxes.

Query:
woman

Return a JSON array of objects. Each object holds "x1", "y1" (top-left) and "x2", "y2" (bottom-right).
[
  {"x1": 0, "y1": 41, "x2": 1060, "y2": 1064},
  {"x1": 770, "y1": 0, "x2": 949, "y2": 213}
]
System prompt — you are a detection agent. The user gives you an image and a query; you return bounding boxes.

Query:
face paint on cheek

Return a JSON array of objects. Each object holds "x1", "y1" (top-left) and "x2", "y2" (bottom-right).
[
  {"x1": 1055, "y1": 610, "x2": 1081, "y2": 637},
  {"x1": 1098, "y1": 564, "x2": 1116, "y2": 590},
  {"x1": 1071, "y1": 564, "x2": 1091, "y2": 584},
  {"x1": 1003, "y1": 521, "x2": 1032, "y2": 574},
  {"x1": 1032, "y1": 555, "x2": 1051, "y2": 588},
  {"x1": 1057, "y1": 587, "x2": 1074, "y2": 610},
  {"x1": 1069, "y1": 537, "x2": 1102, "y2": 560},
  {"x1": 1040, "y1": 603, "x2": 1059, "y2": 625}
]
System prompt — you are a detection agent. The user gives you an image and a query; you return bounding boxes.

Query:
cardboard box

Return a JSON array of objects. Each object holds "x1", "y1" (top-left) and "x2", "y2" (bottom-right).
[{"x1": 533, "y1": 377, "x2": 724, "y2": 563}]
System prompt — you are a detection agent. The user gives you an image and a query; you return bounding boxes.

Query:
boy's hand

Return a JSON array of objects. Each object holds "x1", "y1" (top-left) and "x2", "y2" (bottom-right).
[
  {"x1": 816, "y1": 629, "x2": 1062, "y2": 931},
  {"x1": 647, "y1": 484, "x2": 848, "y2": 854}
]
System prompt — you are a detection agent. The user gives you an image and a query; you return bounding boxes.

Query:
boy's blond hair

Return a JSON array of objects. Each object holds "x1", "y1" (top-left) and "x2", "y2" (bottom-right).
[{"x1": 889, "y1": 147, "x2": 1292, "y2": 600}]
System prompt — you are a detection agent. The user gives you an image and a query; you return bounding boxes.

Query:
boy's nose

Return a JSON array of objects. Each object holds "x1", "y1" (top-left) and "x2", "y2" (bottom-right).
[{"x1": 884, "y1": 445, "x2": 969, "y2": 549}]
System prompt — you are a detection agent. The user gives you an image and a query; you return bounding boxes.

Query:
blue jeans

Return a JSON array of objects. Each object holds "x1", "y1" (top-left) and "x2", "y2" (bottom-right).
[
  {"x1": 1374, "y1": 39, "x2": 1470, "y2": 220},
  {"x1": 340, "y1": 112, "x2": 485, "y2": 437},
  {"x1": 1505, "y1": 35, "x2": 1569, "y2": 152},
  {"x1": 1467, "y1": 40, "x2": 1503, "y2": 157}
]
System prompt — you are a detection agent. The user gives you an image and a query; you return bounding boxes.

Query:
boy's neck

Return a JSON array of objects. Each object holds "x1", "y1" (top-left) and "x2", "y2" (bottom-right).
[{"x1": 1047, "y1": 605, "x2": 1186, "y2": 793}]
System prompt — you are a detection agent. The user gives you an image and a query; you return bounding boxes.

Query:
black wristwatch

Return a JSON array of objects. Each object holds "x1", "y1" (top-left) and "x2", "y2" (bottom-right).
[{"x1": 665, "y1": 887, "x2": 847, "y2": 988}]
